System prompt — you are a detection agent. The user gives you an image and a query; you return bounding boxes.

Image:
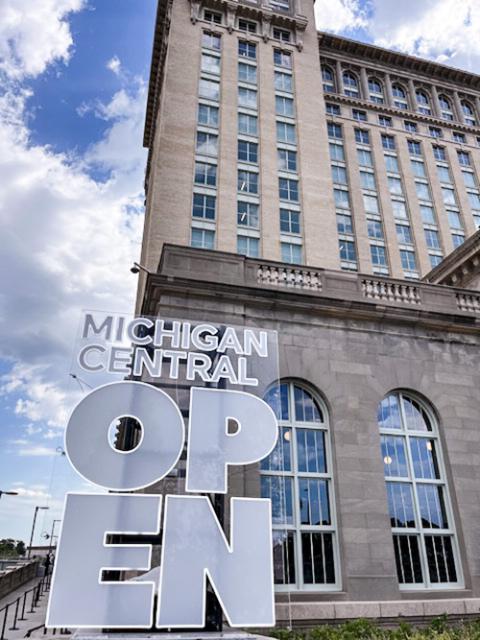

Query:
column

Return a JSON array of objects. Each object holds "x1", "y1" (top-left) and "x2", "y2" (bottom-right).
[
  {"x1": 360, "y1": 67, "x2": 369, "y2": 102},
  {"x1": 408, "y1": 79, "x2": 417, "y2": 112},
  {"x1": 336, "y1": 59, "x2": 344, "y2": 95},
  {"x1": 475, "y1": 97, "x2": 480, "y2": 124},
  {"x1": 453, "y1": 91, "x2": 466, "y2": 124},
  {"x1": 430, "y1": 85, "x2": 442, "y2": 119},
  {"x1": 384, "y1": 73, "x2": 394, "y2": 107}
]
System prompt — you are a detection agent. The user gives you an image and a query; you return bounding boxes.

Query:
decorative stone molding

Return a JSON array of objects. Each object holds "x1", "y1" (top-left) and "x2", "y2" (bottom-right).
[
  {"x1": 261, "y1": 12, "x2": 273, "y2": 43},
  {"x1": 226, "y1": 2, "x2": 237, "y2": 33},
  {"x1": 190, "y1": 0, "x2": 202, "y2": 24},
  {"x1": 362, "y1": 279, "x2": 421, "y2": 305},
  {"x1": 256, "y1": 264, "x2": 323, "y2": 291},
  {"x1": 294, "y1": 19, "x2": 307, "y2": 51}
]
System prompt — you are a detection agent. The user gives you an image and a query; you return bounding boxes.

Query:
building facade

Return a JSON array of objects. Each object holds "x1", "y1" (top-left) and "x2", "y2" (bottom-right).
[{"x1": 136, "y1": 0, "x2": 480, "y2": 626}]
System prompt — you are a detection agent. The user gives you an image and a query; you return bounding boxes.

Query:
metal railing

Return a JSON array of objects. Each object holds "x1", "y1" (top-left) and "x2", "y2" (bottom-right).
[{"x1": 0, "y1": 570, "x2": 55, "y2": 640}]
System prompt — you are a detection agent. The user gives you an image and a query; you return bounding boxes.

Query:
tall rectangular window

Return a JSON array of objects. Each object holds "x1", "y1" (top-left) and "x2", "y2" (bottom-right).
[
  {"x1": 237, "y1": 235, "x2": 260, "y2": 257},
  {"x1": 275, "y1": 95, "x2": 295, "y2": 117},
  {"x1": 238, "y1": 113, "x2": 258, "y2": 136},
  {"x1": 277, "y1": 121, "x2": 296, "y2": 144},
  {"x1": 237, "y1": 201, "x2": 259, "y2": 228},
  {"x1": 281, "y1": 242, "x2": 302, "y2": 264},
  {"x1": 238, "y1": 62, "x2": 257, "y2": 84},
  {"x1": 192, "y1": 193, "x2": 216, "y2": 220},
  {"x1": 238, "y1": 140, "x2": 258, "y2": 164},
  {"x1": 238, "y1": 41, "x2": 256, "y2": 59},
  {"x1": 201, "y1": 53, "x2": 221, "y2": 75},
  {"x1": 278, "y1": 148, "x2": 297, "y2": 172},
  {"x1": 238, "y1": 87, "x2": 257, "y2": 109},
  {"x1": 196, "y1": 131, "x2": 218, "y2": 156},
  {"x1": 198, "y1": 104, "x2": 219, "y2": 127},
  {"x1": 202, "y1": 32, "x2": 221, "y2": 51},
  {"x1": 194, "y1": 162, "x2": 217, "y2": 186},
  {"x1": 355, "y1": 129, "x2": 370, "y2": 145},
  {"x1": 238, "y1": 169, "x2": 258, "y2": 194},
  {"x1": 274, "y1": 49, "x2": 292, "y2": 68},
  {"x1": 274, "y1": 71, "x2": 293, "y2": 92},
  {"x1": 400, "y1": 250, "x2": 417, "y2": 271},
  {"x1": 199, "y1": 78, "x2": 220, "y2": 101},
  {"x1": 280, "y1": 209, "x2": 300, "y2": 234},
  {"x1": 279, "y1": 177, "x2": 299, "y2": 201},
  {"x1": 191, "y1": 228, "x2": 215, "y2": 249},
  {"x1": 370, "y1": 245, "x2": 387, "y2": 267}
]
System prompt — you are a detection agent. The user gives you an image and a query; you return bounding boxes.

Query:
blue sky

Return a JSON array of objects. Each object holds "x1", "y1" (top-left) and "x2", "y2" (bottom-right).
[{"x1": 1, "y1": 0, "x2": 480, "y2": 546}]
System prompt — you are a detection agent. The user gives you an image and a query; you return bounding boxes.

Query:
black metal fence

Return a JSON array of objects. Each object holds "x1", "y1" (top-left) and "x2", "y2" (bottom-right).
[{"x1": 0, "y1": 569, "x2": 68, "y2": 640}]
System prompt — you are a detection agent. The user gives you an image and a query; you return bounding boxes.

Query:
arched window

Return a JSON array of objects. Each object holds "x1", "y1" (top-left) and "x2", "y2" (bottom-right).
[
  {"x1": 416, "y1": 90, "x2": 431, "y2": 115},
  {"x1": 343, "y1": 71, "x2": 359, "y2": 98},
  {"x1": 392, "y1": 83, "x2": 408, "y2": 109},
  {"x1": 261, "y1": 381, "x2": 339, "y2": 590},
  {"x1": 369, "y1": 77, "x2": 384, "y2": 104},
  {"x1": 378, "y1": 391, "x2": 462, "y2": 589},
  {"x1": 439, "y1": 95, "x2": 454, "y2": 121},
  {"x1": 322, "y1": 65, "x2": 335, "y2": 93},
  {"x1": 461, "y1": 100, "x2": 476, "y2": 126}
]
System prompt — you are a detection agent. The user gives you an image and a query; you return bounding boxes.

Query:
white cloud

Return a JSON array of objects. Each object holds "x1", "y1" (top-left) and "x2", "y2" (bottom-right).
[
  {"x1": 314, "y1": 0, "x2": 480, "y2": 73},
  {"x1": 0, "y1": 0, "x2": 85, "y2": 80},
  {"x1": 369, "y1": 0, "x2": 480, "y2": 70},
  {"x1": 16, "y1": 446, "x2": 57, "y2": 457},
  {"x1": 0, "y1": 5, "x2": 147, "y2": 433},
  {"x1": 315, "y1": 0, "x2": 367, "y2": 34},
  {"x1": 106, "y1": 55, "x2": 122, "y2": 76}
]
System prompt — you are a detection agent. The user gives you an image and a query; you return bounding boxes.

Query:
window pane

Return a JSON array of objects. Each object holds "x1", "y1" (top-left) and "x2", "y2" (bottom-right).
[
  {"x1": 410, "y1": 438, "x2": 440, "y2": 480},
  {"x1": 261, "y1": 426, "x2": 292, "y2": 472},
  {"x1": 381, "y1": 435, "x2": 408, "y2": 477},
  {"x1": 294, "y1": 386, "x2": 323, "y2": 422},
  {"x1": 378, "y1": 394, "x2": 402, "y2": 430},
  {"x1": 417, "y1": 485, "x2": 448, "y2": 529},
  {"x1": 425, "y1": 535, "x2": 457, "y2": 584},
  {"x1": 403, "y1": 396, "x2": 432, "y2": 431},
  {"x1": 393, "y1": 535, "x2": 424, "y2": 584},
  {"x1": 301, "y1": 532, "x2": 335, "y2": 584},
  {"x1": 272, "y1": 531, "x2": 296, "y2": 585},
  {"x1": 387, "y1": 483, "x2": 415, "y2": 528},
  {"x1": 261, "y1": 475, "x2": 294, "y2": 525},
  {"x1": 299, "y1": 479, "x2": 330, "y2": 526},
  {"x1": 264, "y1": 383, "x2": 289, "y2": 420},
  {"x1": 296, "y1": 429, "x2": 326, "y2": 473}
]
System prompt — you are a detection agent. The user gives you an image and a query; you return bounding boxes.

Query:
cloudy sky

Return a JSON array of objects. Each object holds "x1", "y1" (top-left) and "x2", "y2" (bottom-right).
[{"x1": 1, "y1": 0, "x2": 479, "y2": 546}]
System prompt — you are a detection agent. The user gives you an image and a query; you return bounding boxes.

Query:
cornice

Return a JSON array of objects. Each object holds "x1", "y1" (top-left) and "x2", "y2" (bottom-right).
[
  {"x1": 424, "y1": 230, "x2": 480, "y2": 288},
  {"x1": 318, "y1": 32, "x2": 480, "y2": 92}
]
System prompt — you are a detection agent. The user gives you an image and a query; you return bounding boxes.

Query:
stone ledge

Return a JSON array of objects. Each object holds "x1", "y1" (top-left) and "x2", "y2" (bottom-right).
[{"x1": 276, "y1": 598, "x2": 480, "y2": 622}]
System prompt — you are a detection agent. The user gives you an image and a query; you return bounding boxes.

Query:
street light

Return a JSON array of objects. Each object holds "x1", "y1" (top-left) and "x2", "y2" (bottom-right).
[
  {"x1": 48, "y1": 519, "x2": 61, "y2": 555},
  {"x1": 0, "y1": 491, "x2": 18, "y2": 500},
  {"x1": 27, "y1": 506, "x2": 49, "y2": 558},
  {"x1": 130, "y1": 262, "x2": 151, "y2": 275}
]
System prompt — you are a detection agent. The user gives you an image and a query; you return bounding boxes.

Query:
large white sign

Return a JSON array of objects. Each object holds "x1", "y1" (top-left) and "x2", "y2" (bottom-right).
[{"x1": 46, "y1": 314, "x2": 279, "y2": 629}]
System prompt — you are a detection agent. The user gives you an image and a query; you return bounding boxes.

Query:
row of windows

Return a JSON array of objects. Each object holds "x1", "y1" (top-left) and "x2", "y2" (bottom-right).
[
  {"x1": 203, "y1": 6, "x2": 293, "y2": 41},
  {"x1": 261, "y1": 382, "x2": 462, "y2": 591},
  {"x1": 322, "y1": 65, "x2": 478, "y2": 126},
  {"x1": 328, "y1": 103, "x2": 479, "y2": 144},
  {"x1": 191, "y1": 32, "x2": 222, "y2": 251},
  {"x1": 329, "y1": 122, "x2": 480, "y2": 270}
]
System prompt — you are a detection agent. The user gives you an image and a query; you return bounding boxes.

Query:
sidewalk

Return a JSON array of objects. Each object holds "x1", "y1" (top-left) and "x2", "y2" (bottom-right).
[{"x1": 0, "y1": 576, "x2": 61, "y2": 640}]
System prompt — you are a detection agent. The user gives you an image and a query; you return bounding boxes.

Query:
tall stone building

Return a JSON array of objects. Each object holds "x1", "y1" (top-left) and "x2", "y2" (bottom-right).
[{"x1": 136, "y1": 0, "x2": 480, "y2": 626}]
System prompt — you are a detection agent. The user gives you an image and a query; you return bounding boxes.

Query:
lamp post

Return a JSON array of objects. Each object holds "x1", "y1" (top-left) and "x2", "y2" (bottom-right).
[
  {"x1": 48, "y1": 519, "x2": 61, "y2": 555},
  {"x1": 0, "y1": 491, "x2": 18, "y2": 500},
  {"x1": 27, "y1": 506, "x2": 49, "y2": 558}
]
